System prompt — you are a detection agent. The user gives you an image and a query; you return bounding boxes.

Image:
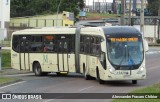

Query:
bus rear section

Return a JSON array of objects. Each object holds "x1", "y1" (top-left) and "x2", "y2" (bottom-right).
[{"x1": 11, "y1": 28, "x2": 77, "y2": 75}]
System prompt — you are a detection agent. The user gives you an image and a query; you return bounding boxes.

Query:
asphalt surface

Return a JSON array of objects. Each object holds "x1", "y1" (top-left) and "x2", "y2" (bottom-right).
[{"x1": 0, "y1": 47, "x2": 160, "y2": 102}]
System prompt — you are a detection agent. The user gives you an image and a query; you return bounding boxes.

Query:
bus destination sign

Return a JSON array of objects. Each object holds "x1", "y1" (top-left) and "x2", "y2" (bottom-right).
[{"x1": 110, "y1": 38, "x2": 138, "y2": 42}]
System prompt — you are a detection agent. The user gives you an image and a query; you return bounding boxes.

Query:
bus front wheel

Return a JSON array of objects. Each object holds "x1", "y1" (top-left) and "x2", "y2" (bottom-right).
[
  {"x1": 132, "y1": 80, "x2": 137, "y2": 84},
  {"x1": 34, "y1": 62, "x2": 43, "y2": 76}
]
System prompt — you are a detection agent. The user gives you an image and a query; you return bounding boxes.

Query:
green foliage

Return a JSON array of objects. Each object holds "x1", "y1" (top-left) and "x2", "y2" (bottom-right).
[
  {"x1": 11, "y1": 0, "x2": 84, "y2": 17},
  {"x1": 156, "y1": 39, "x2": 160, "y2": 44},
  {"x1": 0, "y1": 77, "x2": 16, "y2": 85},
  {"x1": 147, "y1": 0, "x2": 160, "y2": 16},
  {"x1": 1, "y1": 50, "x2": 11, "y2": 68},
  {"x1": 112, "y1": 83, "x2": 160, "y2": 102}
]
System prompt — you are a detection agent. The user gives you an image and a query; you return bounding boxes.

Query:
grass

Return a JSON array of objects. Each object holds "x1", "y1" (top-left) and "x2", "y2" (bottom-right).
[
  {"x1": 0, "y1": 41, "x2": 10, "y2": 47},
  {"x1": 112, "y1": 83, "x2": 160, "y2": 102},
  {"x1": 86, "y1": 12, "x2": 117, "y2": 20},
  {"x1": 1, "y1": 50, "x2": 11, "y2": 68},
  {"x1": 0, "y1": 77, "x2": 21, "y2": 87},
  {"x1": 0, "y1": 77, "x2": 16, "y2": 85}
]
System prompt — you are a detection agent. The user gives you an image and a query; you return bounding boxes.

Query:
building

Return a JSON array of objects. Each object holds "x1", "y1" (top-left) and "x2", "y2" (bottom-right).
[
  {"x1": 125, "y1": 0, "x2": 148, "y2": 10},
  {"x1": 0, "y1": 0, "x2": 10, "y2": 40}
]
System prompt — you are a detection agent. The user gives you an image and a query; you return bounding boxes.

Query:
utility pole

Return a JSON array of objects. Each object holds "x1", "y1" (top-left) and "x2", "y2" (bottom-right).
[
  {"x1": 128, "y1": 0, "x2": 132, "y2": 26},
  {"x1": 56, "y1": 0, "x2": 62, "y2": 26},
  {"x1": 121, "y1": 0, "x2": 125, "y2": 25},
  {"x1": 93, "y1": 0, "x2": 95, "y2": 12},
  {"x1": 140, "y1": 0, "x2": 144, "y2": 35}
]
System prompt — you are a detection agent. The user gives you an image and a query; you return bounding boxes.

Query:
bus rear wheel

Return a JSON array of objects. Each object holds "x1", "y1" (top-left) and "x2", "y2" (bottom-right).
[
  {"x1": 96, "y1": 68, "x2": 105, "y2": 84},
  {"x1": 132, "y1": 80, "x2": 137, "y2": 84},
  {"x1": 34, "y1": 62, "x2": 48, "y2": 76}
]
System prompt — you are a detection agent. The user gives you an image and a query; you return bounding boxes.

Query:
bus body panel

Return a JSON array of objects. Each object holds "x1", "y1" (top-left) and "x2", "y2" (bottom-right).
[
  {"x1": 87, "y1": 56, "x2": 97, "y2": 78},
  {"x1": 42, "y1": 54, "x2": 58, "y2": 72},
  {"x1": 11, "y1": 51, "x2": 20, "y2": 70},
  {"x1": 80, "y1": 54, "x2": 86, "y2": 74},
  {"x1": 68, "y1": 54, "x2": 76, "y2": 72}
]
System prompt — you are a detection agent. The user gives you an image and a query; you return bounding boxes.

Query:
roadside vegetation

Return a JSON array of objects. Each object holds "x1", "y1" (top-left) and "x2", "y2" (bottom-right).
[
  {"x1": 1, "y1": 50, "x2": 11, "y2": 68},
  {"x1": 112, "y1": 83, "x2": 160, "y2": 102},
  {"x1": 0, "y1": 77, "x2": 18, "y2": 86}
]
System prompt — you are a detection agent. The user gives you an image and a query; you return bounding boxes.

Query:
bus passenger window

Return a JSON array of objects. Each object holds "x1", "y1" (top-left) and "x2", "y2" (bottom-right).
[
  {"x1": 43, "y1": 35, "x2": 55, "y2": 52},
  {"x1": 12, "y1": 35, "x2": 20, "y2": 52},
  {"x1": 31, "y1": 36, "x2": 43, "y2": 52},
  {"x1": 19, "y1": 35, "x2": 31, "y2": 52}
]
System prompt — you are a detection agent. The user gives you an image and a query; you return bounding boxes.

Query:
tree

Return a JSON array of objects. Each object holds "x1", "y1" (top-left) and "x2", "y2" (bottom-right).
[
  {"x1": 10, "y1": 0, "x2": 84, "y2": 17},
  {"x1": 147, "y1": 0, "x2": 160, "y2": 16}
]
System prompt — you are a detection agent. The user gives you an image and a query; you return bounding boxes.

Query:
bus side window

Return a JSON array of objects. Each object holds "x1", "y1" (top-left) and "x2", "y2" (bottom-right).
[
  {"x1": 19, "y1": 35, "x2": 31, "y2": 52},
  {"x1": 12, "y1": 35, "x2": 20, "y2": 52},
  {"x1": 84, "y1": 36, "x2": 91, "y2": 54},
  {"x1": 31, "y1": 36, "x2": 43, "y2": 52},
  {"x1": 43, "y1": 35, "x2": 56, "y2": 52},
  {"x1": 67, "y1": 35, "x2": 75, "y2": 53},
  {"x1": 91, "y1": 36, "x2": 101, "y2": 56},
  {"x1": 80, "y1": 35, "x2": 84, "y2": 53}
]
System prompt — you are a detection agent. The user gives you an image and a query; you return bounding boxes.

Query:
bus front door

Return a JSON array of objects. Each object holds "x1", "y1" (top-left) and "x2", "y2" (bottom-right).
[
  {"x1": 20, "y1": 36, "x2": 30, "y2": 71},
  {"x1": 58, "y1": 40, "x2": 69, "y2": 72}
]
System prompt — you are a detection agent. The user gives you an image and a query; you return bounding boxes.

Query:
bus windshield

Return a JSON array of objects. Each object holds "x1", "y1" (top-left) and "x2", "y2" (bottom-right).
[{"x1": 106, "y1": 37, "x2": 144, "y2": 70}]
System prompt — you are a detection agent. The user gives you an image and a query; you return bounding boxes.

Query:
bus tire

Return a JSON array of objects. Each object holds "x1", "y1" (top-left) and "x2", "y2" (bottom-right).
[
  {"x1": 96, "y1": 68, "x2": 105, "y2": 84},
  {"x1": 132, "y1": 80, "x2": 137, "y2": 84},
  {"x1": 33, "y1": 62, "x2": 43, "y2": 76}
]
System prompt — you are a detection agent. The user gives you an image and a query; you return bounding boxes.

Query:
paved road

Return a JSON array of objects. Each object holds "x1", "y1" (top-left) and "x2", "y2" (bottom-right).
[{"x1": 0, "y1": 48, "x2": 160, "y2": 102}]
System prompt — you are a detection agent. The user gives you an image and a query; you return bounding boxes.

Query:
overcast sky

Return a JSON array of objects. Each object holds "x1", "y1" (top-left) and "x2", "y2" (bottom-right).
[{"x1": 86, "y1": 0, "x2": 113, "y2": 5}]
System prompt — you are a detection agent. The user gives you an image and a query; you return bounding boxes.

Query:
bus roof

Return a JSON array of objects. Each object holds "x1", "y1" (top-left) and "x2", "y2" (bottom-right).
[
  {"x1": 102, "y1": 26, "x2": 142, "y2": 36},
  {"x1": 12, "y1": 27, "x2": 77, "y2": 35}
]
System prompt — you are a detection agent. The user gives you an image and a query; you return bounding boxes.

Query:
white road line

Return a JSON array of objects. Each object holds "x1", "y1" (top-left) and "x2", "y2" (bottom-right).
[
  {"x1": 78, "y1": 86, "x2": 94, "y2": 92},
  {"x1": 0, "y1": 81, "x2": 26, "y2": 90}
]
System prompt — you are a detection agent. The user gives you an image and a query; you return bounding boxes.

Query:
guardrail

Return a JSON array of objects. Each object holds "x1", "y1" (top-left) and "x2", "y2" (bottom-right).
[{"x1": 0, "y1": 41, "x2": 10, "y2": 47}]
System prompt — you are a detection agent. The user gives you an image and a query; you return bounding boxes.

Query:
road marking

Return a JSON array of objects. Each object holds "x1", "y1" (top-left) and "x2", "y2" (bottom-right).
[
  {"x1": 0, "y1": 81, "x2": 26, "y2": 90},
  {"x1": 78, "y1": 86, "x2": 94, "y2": 92},
  {"x1": 146, "y1": 51, "x2": 160, "y2": 55}
]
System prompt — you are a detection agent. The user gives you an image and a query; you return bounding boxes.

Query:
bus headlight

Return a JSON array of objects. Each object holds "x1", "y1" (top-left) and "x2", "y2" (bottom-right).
[
  {"x1": 137, "y1": 66, "x2": 144, "y2": 74},
  {"x1": 109, "y1": 66, "x2": 116, "y2": 74}
]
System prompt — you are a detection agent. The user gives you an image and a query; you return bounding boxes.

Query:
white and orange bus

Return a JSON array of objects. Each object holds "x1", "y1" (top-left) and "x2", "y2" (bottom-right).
[{"x1": 11, "y1": 26, "x2": 148, "y2": 84}]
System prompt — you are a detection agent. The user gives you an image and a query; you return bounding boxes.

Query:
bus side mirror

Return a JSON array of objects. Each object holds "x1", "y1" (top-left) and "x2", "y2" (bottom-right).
[
  {"x1": 144, "y1": 39, "x2": 149, "y2": 52},
  {"x1": 101, "y1": 41, "x2": 106, "y2": 52}
]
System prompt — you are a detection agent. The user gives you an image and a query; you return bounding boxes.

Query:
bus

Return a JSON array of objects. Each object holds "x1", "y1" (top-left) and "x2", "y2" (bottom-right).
[{"x1": 11, "y1": 26, "x2": 148, "y2": 84}]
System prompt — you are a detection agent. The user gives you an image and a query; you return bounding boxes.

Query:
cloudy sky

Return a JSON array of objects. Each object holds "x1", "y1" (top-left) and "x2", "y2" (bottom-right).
[{"x1": 86, "y1": 0, "x2": 113, "y2": 5}]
